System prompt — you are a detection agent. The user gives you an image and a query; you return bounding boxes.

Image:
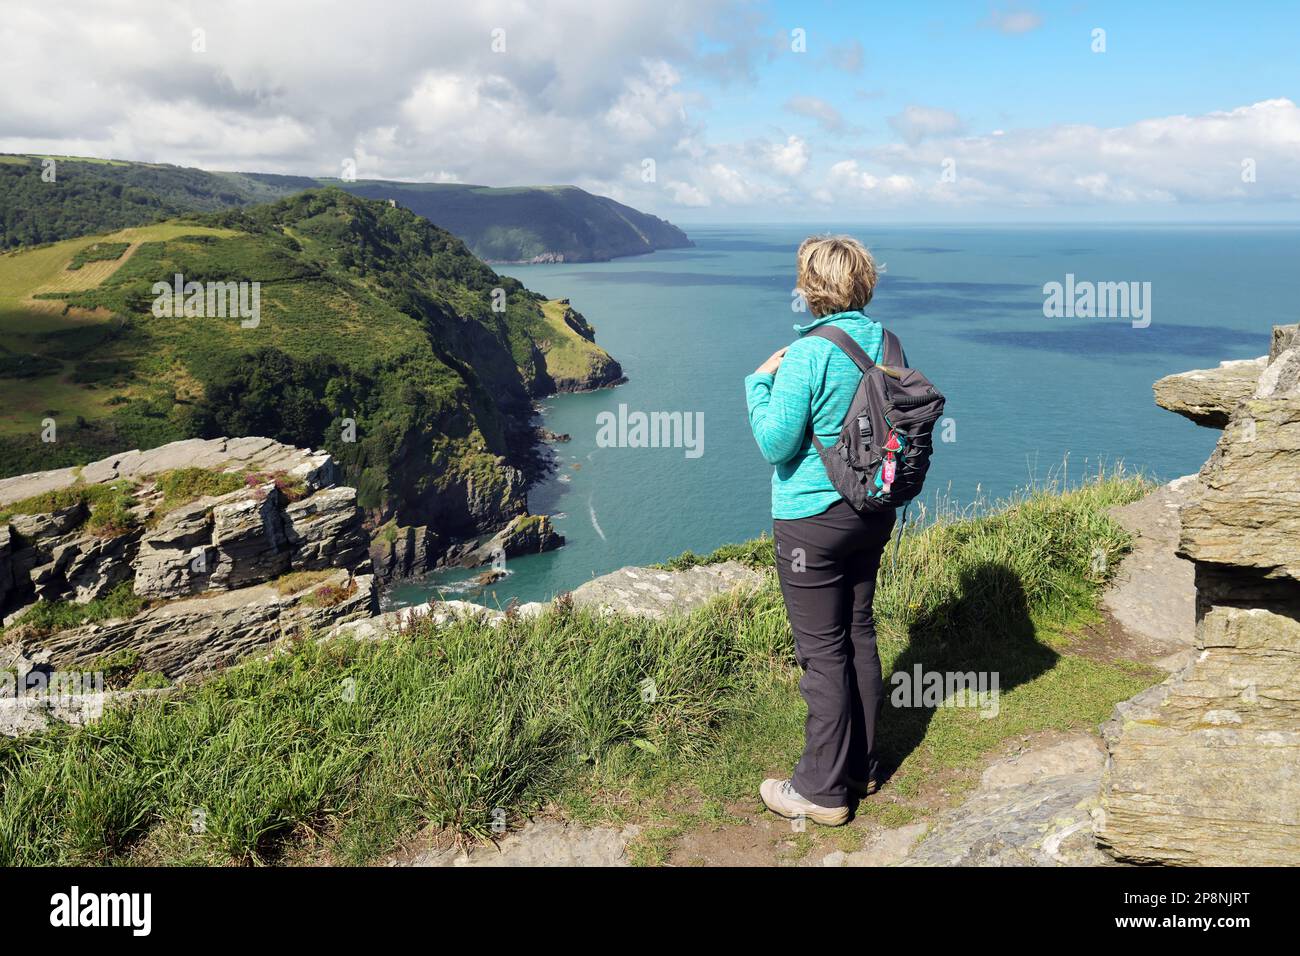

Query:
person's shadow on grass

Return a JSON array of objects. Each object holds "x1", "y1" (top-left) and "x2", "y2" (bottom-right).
[{"x1": 871, "y1": 561, "x2": 1059, "y2": 789}]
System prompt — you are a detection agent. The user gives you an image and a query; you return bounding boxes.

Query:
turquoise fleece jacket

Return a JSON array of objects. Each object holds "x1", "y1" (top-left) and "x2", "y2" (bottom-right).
[{"x1": 744, "y1": 310, "x2": 886, "y2": 520}]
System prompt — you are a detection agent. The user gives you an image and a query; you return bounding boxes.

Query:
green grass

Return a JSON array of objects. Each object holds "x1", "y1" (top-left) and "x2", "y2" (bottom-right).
[
  {"x1": 0, "y1": 479, "x2": 137, "y2": 535},
  {"x1": 3, "y1": 582, "x2": 144, "y2": 639},
  {"x1": 0, "y1": 471, "x2": 1160, "y2": 866},
  {"x1": 0, "y1": 192, "x2": 561, "y2": 536},
  {"x1": 151, "y1": 467, "x2": 248, "y2": 518}
]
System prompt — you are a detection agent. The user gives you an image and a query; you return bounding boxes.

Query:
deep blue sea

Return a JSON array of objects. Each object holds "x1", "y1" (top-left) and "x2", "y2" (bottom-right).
[{"x1": 388, "y1": 223, "x2": 1300, "y2": 609}]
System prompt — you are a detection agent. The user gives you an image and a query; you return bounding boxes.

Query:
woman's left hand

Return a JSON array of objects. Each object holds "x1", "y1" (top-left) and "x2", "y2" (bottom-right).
[{"x1": 755, "y1": 347, "x2": 788, "y2": 376}]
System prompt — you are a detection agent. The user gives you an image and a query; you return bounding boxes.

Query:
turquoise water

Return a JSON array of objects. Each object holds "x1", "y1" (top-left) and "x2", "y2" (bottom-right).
[{"x1": 388, "y1": 223, "x2": 1300, "y2": 609}]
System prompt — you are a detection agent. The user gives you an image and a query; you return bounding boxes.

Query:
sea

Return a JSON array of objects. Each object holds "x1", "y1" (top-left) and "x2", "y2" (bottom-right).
[{"x1": 386, "y1": 223, "x2": 1300, "y2": 609}]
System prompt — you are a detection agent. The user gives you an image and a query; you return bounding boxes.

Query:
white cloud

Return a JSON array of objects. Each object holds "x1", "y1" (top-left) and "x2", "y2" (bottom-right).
[
  {"x1": 887, "y1": 105, "x2": 966, "y2": 145},
  {"x1": 0, "y1": 3, "x2": 1294, "y2": 219},
  {"x1": 868, "y1": 98, "x2": 1300, "y2": 207},
  {"x1": 764, "y1": 135, "x2": 810, "y2": 176},
  {"x1": 819, "y1": 161, "x2": 918, "y2": 203},
  {"x1": 0, "y1": 0, "x2": 745, "y2": 200}
]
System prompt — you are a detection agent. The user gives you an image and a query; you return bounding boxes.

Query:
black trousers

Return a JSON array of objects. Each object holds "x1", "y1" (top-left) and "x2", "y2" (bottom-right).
[{"x1": 773, "y1": 499, "x2": 896, "y2": 807}]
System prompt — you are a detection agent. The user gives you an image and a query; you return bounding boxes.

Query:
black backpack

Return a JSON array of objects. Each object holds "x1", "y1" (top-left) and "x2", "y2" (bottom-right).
[{"x1": 805, "y1": 325, "x2": 945, "y2": 513}]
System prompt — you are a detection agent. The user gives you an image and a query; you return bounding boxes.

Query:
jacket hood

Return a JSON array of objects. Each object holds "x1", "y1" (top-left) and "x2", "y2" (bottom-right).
[{"x1": 793, "y1": 309, "x2": 876, "y2": 335}]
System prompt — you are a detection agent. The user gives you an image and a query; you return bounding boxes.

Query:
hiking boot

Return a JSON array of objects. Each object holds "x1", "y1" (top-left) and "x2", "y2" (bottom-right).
[
  {"x1": 759, "y1": 778, "x2": 849, "y2": 826},
  {"x1": 846, "y1": 776, "x2": 880, "y2": 797}
]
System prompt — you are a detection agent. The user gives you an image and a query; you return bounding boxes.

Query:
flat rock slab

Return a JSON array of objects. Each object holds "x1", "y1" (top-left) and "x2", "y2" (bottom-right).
[
  {"x1": 348, "y1": 560, "x2": 767, "y2": 639},
  {"x1": 401, "y1": 821, "x2": 640, "y2": 867},
  {"x1": 835, "y1": 822, "x2": 930, "y2": 867},
  {"x1": 569, "y1": 561, "x2": 764, "y2": 618},
  {"x1": 898, "y1": 735, "x2": 1115, "y2": 867},
  {"x1": 1101, "y1": 476, "x2": 1199, "y2": 671},
  {"x1": 31, "y1": 570, "x2": 376, "y2": 682}
]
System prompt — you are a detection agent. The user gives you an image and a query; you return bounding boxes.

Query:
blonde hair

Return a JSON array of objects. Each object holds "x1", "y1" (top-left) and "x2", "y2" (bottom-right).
[{"x1": 796, "y1": 235, "x2": 878, "y2": 317}]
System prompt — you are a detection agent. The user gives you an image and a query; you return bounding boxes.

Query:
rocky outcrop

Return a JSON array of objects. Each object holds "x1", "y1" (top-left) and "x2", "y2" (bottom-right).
[
  {"x1": 33, "y1": 568, "x2": 375, "y2": 683},
  {"x1": 1100, "y1": 476, "x2": 1200, "y2": 672},
  {"x1": 1098, "y1": 323, "x2": 1300, "y2": 866},
  {"x1": 0, "y1": 436, "x2": 339, "y2": 506},
  {"x1": 369, "y1": 524, "x2": 441, "y2": 582},
  {"x1": 446, "y1": 513, "x2": 565, "y2": 569},
  {"x1": 0, "y1": 437, "x2": 377, "y2": 698},
  {"x1": 899, "y1": 736, "x2": 1115, "y2": 867},
  {"x1": 1153, "y1": 357, "x2": 1267, "y2": 427}
]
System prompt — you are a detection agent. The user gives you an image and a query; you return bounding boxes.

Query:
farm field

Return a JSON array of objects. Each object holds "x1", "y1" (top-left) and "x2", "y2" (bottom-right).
[{"x1": 0, "y1": 224, "x2": 244, "y2": 440}]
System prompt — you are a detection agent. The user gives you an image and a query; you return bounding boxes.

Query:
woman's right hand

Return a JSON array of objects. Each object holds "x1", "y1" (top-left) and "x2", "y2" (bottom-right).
[{"x1": 755, "y1": 347, "x2": 789, "y2": 376}]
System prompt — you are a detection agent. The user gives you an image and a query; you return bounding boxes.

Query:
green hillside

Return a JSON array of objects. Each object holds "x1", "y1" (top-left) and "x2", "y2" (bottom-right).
[
  {"x1": 0, "y1": 189, "x2": 617, "y2": 534},
  {"x1": 334, "y1": 181, "x2": 693, "y2": 262},
  {"x1": 0, "y1": 154, "x2": 691, "y2": 262},
  {"x1": 0, "y1": 155, "x2": 315, "y2": 249}
]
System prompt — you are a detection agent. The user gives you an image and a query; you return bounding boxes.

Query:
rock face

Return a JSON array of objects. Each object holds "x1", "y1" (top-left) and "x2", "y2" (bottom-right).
[
  {"x1": 545, "y1": 303, "x2": 627, "y2": 393},
  {"x1": 1101, "y1": 476, "x2": 1200, "y2": 672},
  {"x1": 334, "y1": 558, "x2": 766, "y2": 641},
  {"x1": 0, "y1": 437, "x2": 377, "y2": 694},
  {"x1": 1099, "y1": 324, "x2": 1300, "y2": 866},
  {"x1": 369, "y1": 523, "x2": 441, "y2": 582}
]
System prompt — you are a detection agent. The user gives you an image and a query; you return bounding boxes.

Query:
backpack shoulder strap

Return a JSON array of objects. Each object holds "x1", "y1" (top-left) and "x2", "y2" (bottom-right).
[
  {"x1": 805, "y1": 325, "x2": 876, "y2": 373},
  {"x1": 803, "y1": 324, "x2": 877, "y2": 454},
  {"x1": 881, "y1": 329, "x2": 907, "y2": 368}
]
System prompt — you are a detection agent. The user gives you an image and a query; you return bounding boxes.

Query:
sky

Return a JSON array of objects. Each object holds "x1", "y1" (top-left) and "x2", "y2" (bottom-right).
[{"x1": 1, "y1": 0, "x2": 1298, "y2": 222}]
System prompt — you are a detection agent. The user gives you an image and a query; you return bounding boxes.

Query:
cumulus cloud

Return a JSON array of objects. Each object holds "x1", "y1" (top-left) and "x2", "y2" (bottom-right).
[
  {"x1": 0, "y1": 0, "x2": 747, "y2": 198},
  {"x1": 1, "y1": 3, "x2": 1294, "y2": 218},
  {"x1": 762, "y1": 135, "x2": 811, "y2": 176},
  {"x1": 887, "y1": 105, "x2": 966, "y2": 145},
  {"x1": 867, "y1": 98, "x2": 1300, "y2": 207},
  {"x1": 814, "y1": 161, "x2": 918, "y2": 204}
]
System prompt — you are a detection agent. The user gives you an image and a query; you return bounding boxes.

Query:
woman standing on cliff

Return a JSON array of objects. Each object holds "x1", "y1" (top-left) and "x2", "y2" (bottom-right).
[{"x1": 744, "y1": 235, "x2": 896, "y2": 826}]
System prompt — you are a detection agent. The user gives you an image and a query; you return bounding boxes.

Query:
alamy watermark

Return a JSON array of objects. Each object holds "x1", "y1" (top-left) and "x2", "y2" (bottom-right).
[
  {"x1": 2, "y1": 669, "x2": 107, "y2": 718},
  {"x1": 1042, "y1": 273, "x2": 1151, "y2": 328},
  {"x1": 890, "y1": 665, "x2": 1000, "y2": 718},
  {"x1": 49, "y1": 886, "x2": 151, "y2": 936},
  {"x1": 151, "y1": 273, "x2": 261, "y2": 328},
  {"x1": 595, "y1": 404, "x2": 704, "y2": 459}
]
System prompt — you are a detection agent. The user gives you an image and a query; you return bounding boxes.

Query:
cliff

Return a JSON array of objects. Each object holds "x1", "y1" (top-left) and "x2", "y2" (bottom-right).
[{"x1": 1098, "y1": 322, "x2": 1300, "y2": 865}]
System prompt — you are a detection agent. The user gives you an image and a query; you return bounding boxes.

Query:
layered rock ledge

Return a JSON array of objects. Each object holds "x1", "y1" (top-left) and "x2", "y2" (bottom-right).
[
  {"x1": 1, "y1": 437, "x2": 377, "y2": 710},
  {"x1": 1099, "y1": 323, "x2": 1300, "y2": 866}
]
